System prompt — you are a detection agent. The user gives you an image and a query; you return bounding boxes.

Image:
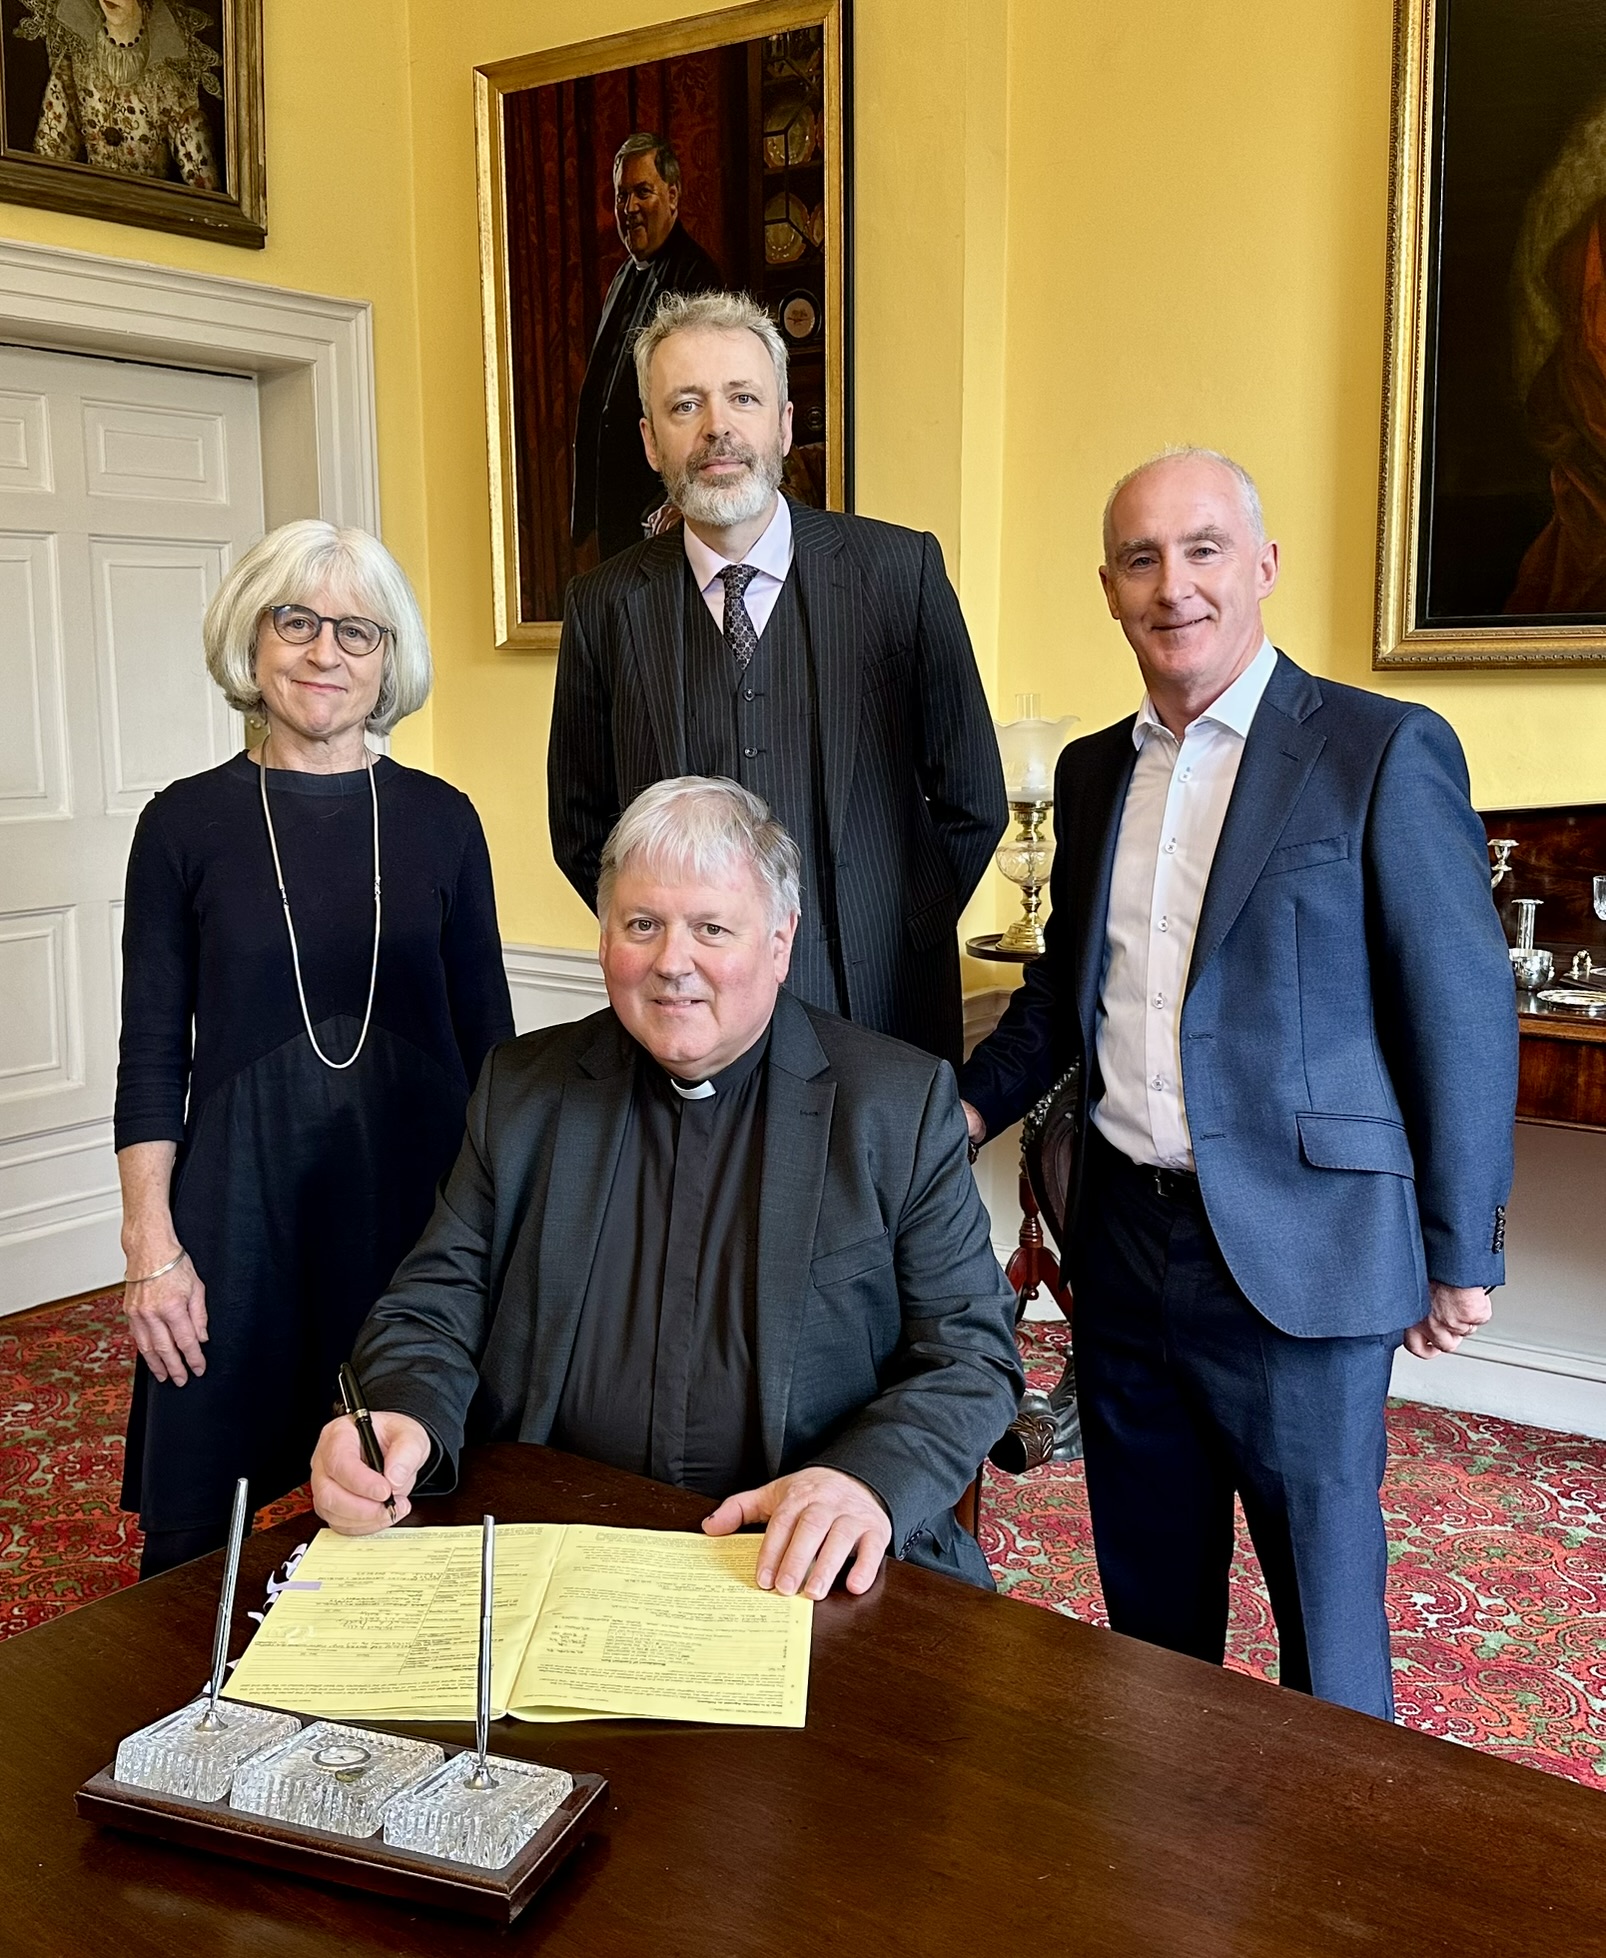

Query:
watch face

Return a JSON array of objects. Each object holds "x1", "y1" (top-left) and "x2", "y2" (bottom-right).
[{"x1": 780, "y1": 290, "x2": 819, "y2": 341}]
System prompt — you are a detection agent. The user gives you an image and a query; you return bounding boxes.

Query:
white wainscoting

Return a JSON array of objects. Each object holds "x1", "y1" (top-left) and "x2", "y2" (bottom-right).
[
  {"x1": 1392, "y1": 1124, "x2": 1606, "y2": 1439},
  {"x1": 503, "y1": 943, "x2": 608, "y2": 1033},
  {"x1": 0, "y1": 1116, "x2": 121, "y2": 1313}
]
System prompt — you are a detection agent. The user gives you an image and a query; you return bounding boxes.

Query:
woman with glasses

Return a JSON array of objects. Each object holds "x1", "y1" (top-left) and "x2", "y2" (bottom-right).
[{"x1": 114, "y1": 520, "x2": 514, "y2": 1577}]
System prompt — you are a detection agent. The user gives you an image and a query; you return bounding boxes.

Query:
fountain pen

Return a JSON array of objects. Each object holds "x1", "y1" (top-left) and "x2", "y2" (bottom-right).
[{"x1": 337, "y1": 1361, "x2": 397, "y2": 1518}]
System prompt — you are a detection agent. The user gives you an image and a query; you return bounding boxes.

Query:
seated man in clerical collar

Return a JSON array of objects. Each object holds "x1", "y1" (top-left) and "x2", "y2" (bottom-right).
[{"x1": 311, "y1": 775, "x2": 1023, "y2": 1596}]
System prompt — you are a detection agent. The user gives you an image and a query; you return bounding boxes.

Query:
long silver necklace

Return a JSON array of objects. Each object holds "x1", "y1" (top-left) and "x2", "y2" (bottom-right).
[{"x1": 258, "y1": 736, "x2": 381, "y2": 1071}]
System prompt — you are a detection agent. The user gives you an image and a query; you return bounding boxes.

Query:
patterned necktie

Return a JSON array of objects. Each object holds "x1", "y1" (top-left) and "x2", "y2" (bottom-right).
[{"x1": 719, "y1": 562, "x2": 761, "y2": 670}]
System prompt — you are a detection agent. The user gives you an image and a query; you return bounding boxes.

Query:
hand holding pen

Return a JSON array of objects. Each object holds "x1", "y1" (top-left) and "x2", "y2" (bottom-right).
[{"x1": 337, "y1": 1361, "x2": 397, "y2": 1519}]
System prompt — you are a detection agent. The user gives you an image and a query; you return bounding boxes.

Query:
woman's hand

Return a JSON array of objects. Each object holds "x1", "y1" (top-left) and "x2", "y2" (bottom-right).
[
  {"x1": 124, "y1": 1246, "x2": 209, "y2": 1385},
  {"x1": 118, "y1": 1140, "x2": 209, "y2": 1386}
]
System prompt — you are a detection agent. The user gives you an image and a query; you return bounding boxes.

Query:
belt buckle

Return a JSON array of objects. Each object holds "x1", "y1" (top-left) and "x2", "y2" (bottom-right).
[{"x1": 1151, "y1": 1166, "x2": 1169, "y2": 1199}]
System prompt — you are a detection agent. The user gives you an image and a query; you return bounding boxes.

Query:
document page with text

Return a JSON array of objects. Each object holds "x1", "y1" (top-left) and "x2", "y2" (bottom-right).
[
  {"x1": 223, "y1": 1524, "x2": 563, "y2": 1721},
  {"x1": 513, "y1": 1527, "x2": 811, "y2": 1726},
  {"x1": 222, "y1": 1523, "x2": 811, "y2": 1728}
]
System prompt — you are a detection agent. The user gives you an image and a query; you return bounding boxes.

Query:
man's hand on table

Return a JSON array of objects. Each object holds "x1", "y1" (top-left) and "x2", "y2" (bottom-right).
[
  {"x1": 311, "y1": 1409, "x2": 432, "y2": 1533},
  {"x1": 1403, "y1": 1281, "x2": 1493, "y2": 1360},
  {"x1": 702, "y1": 1466, "x2": 892, "y2": 1599}
]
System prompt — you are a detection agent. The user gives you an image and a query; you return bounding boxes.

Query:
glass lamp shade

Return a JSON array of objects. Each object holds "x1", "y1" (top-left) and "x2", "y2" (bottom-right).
[{"x1": 995, "y1": 697, "x2": 1079, "y2": 801}]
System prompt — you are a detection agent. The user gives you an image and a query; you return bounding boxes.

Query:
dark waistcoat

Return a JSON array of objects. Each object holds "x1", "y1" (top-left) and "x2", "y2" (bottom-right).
[{"x1": 682, "y1": 565, "x2": 845, "y2": 1015}]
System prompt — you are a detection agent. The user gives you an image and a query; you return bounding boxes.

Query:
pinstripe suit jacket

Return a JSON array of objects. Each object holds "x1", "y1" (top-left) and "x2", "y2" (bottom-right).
[{"x1": 548, "y1": 499, "x2": 1007, "y2": 1065}]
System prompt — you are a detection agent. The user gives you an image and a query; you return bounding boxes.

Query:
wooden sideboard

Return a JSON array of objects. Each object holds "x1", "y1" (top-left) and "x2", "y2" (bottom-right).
[{"x1": 1481, "y1": 802, "x2": 1606, "y2": 1134}]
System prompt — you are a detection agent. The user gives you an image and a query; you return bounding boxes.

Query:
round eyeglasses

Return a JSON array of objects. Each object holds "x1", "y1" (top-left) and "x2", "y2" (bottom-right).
[{"x1": 269, "y1": 604, "x2": 391, "y2": 657}]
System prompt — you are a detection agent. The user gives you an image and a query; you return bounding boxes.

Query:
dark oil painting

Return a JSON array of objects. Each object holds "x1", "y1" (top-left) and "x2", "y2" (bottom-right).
[
  {"x1": 1421, "y1": 0, "x2": 1606, "y2": 626},
  {"x1": 495, "y1": 21, "x2": 843, "y2": 630},
  {"x1": 0, "y1": 0, "x2": 263, "y2": 246}
]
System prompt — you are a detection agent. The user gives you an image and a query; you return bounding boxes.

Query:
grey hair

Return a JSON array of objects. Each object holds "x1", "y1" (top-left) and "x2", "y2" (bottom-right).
[
  {"x1": 597, "y1": 777, "x2": 802, "y2": 930},
  {"x1": 1101, "y1": 445, "x2": 1266, "y2": 559},
  {"x1": 203, "y1": 519, "x2": 431, "y2": 734},
  {"x1": 634, "y1": 289, "x2": 790, "y2": 417},
  {"x1": 613, "y1": 130, "x2": 681, "y2": 190}
]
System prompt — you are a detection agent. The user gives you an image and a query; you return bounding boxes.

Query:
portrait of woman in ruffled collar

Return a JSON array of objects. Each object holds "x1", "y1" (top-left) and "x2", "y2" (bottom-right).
[{"x1": 13, "y1": 0, "x2": 221, "y2": 187}]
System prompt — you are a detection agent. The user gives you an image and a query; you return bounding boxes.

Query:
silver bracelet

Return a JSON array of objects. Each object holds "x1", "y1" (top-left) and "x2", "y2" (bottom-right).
[{"x1": 125, "y1": 1248, "x2": 188, "y2": 1287}]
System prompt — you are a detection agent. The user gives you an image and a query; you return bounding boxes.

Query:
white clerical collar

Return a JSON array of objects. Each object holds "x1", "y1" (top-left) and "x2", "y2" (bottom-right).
[
  {"x1": 681, "y1": 492, "x2": 794, "y2": 597},
  {"x1": 1132, "y1": 638, "x2": 1278, "y2": 748},
  {"x1": 669, "y1": 1076, "x2": 716, "y2": 1100}
]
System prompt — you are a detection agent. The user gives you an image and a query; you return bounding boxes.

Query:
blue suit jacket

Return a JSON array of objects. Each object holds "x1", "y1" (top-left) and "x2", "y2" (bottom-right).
[{"x1": 961, "y1": 653, "x2": 1519, "y2": 1338}]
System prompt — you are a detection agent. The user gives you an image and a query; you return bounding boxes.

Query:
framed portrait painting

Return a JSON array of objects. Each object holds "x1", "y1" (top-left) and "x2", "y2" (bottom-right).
[
  {"x1": 0, "y1": 0, "x2": 264, "y2": 246},
  {"x1": 476, "y1": 0, "x2": 850, "y2": 652},
  {"x1": 1378, "y1": 0, "x2": 1606, "y2": 665}
]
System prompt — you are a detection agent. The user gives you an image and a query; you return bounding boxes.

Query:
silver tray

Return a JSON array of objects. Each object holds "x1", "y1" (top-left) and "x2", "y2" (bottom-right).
[{"x1": 1536, "y1": 988, "x2": 1606, "y2": 1014}]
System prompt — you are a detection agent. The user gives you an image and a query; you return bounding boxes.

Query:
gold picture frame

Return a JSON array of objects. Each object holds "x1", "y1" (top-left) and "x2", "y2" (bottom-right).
[
  {"x1": 476, "y1": 0, "x2": 850, "y2": 653},
  {"x1": 1376, "y1": 0, "x2": 1606, "y2": 666},
  {"x1": 0, "y1": 0, "x2": 265, "y2": 249}
]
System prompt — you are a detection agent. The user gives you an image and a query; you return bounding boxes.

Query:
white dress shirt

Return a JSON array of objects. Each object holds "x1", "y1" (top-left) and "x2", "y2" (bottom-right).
[
  {"x1": 1092, "y1": 638, "x2": 1279, "y2": 1170},
  {"x1": 681, "y1": 494, "x2": 794, "y2": 639}
]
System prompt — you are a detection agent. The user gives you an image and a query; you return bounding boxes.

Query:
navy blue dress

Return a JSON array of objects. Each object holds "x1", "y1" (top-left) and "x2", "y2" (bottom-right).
[{"x1": 115, "y1": 753, "x2": 514, "y2": 1535}]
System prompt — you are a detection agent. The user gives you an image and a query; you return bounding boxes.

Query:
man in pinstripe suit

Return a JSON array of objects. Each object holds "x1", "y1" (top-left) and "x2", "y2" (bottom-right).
[{"x1": 549, "y1": 290, "x2": 1007, "y2": 1068}]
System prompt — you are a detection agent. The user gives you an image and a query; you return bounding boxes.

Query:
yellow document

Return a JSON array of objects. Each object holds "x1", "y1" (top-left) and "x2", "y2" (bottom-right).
[{"x1": 224, "y1": 1523, "x2": 812, "y2": 1729}]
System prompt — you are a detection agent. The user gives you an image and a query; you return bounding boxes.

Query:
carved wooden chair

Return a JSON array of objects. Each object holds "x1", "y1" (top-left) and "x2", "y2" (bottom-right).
[
  {"x1": 955, "y1": 1065, "x2": 1084, "y2": 1540},
  {"x1": 988, "y1": 1063, "x2": 1083, "y2": 1476}
]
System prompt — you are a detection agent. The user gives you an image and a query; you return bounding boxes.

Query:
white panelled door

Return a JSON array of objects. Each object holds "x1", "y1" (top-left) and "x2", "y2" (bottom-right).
[{"x1": 0, "y1": 346, "x2": 264, "y2": 1314}]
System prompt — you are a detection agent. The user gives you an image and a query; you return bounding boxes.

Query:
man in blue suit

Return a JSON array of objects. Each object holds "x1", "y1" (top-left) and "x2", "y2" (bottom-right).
[{"x1": 960, "y1": 448, "x2": 1518, "y2": 1719}]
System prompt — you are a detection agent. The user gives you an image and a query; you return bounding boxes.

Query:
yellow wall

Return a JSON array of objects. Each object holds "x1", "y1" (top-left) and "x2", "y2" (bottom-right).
[
  {"x1": 0, "y1": 0, "x2": 436, "y2": 764},
  {"x1": 406, "y1": 0, "x2": 1603, "y2": 957},
  {"x1": 11, "y1": 0, "x2": 1599, "y2": 951},
  {"x1": 994, "y1": 0, "x2": 1606, "y2": 810}
]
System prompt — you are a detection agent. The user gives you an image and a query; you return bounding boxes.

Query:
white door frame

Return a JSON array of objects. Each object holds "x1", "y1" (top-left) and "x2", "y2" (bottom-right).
[
  {"x1": 0, "y1": 238, "x2": 380, "y2": 1314},
  {"x1": 0, "y1": 237, "x2": 379, "y2": 534}
]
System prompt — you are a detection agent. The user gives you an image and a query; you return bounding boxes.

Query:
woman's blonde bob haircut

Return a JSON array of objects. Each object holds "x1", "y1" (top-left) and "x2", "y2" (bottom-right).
[{"x1": 203, "y1": 519, "x2": 432, "y2": 734}]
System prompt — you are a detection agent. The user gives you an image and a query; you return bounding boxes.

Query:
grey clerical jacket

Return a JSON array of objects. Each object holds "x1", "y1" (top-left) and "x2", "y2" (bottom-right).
[{"x1": 352, "y1": 991, "x2": 1023, "y2": 1583}]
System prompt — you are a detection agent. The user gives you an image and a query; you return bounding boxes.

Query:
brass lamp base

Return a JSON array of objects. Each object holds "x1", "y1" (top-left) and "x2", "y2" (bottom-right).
[
  {"x1": 996, "y1": 915, "x2": 1047, "y2": 956},
  {"x1": 995, "y1": 797, "x2": 1052, "y2": 956}
]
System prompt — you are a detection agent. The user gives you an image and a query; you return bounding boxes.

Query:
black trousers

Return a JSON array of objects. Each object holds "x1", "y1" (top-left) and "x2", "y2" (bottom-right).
[
  {"x1": 1071, "y1": 1126, "x2": 1400, "y2": 1720},
  {"x1": 138, "y1": 1521, "x2": 231, "y2": 1580}
]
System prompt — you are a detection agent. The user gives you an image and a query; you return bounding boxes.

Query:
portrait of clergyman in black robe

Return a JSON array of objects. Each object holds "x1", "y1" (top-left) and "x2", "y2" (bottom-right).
[{"x1": 478, "y1": 7, "x2": 848, "y2": 649}]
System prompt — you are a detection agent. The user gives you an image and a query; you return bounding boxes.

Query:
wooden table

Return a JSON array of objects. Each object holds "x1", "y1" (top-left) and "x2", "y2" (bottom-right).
[
  {"x1": 7, "y1": 1445, "x2": 1605, "y2": 1955},
  {"x1": 1517, "y1": 997, "x2": 1606, "y2": 1131}
]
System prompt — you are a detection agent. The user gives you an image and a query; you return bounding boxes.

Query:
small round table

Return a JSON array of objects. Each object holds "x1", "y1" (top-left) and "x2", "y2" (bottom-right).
[{"x1": 965, "y1": 935, "x2": 1072, "y2": 1322}]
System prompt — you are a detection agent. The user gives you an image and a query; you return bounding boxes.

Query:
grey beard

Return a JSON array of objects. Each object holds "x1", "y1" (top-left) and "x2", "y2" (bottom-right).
[{"x1": 666, "y1": 444, "x2": 784, "y2": 528}]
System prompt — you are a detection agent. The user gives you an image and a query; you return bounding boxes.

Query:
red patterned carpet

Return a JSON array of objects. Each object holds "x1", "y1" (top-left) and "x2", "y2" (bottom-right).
[
  {"x1": 983, "y1": 1321, "x2": 1606, "y2": 1789},
  {"x1": 0, "y1": 1290, "x2": 310, "y2": 1637},
  {"x1": 4, "y1": 1294, "x2": 1606, "y2": 1789}
]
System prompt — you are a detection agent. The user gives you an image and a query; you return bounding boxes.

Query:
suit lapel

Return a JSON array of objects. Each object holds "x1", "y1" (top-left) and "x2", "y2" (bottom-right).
[
  {"x1": 1187, "y1": 655, "x2": 1326, "y2": 997},
  {"x1": 528, "y1": 1018, "x2": 637, "y2": 1428},
  {"x1": 624, "y1": 532, "x2": 690, "y2": 778},
  {"x1": 1070, "y1": 727, "x2": 1139, "y2": 1053},
  {"x1": 790, "y1": 503, "x2": 860, "y2": 857},
  {"x1": 754, "y1": 993, "x2": 833, "y2": 1475},
  {"x1": 592, "y1": 263, "x2": 632, "y2": 360}
]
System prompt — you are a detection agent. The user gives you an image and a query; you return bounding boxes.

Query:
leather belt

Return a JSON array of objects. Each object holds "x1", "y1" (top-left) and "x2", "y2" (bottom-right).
[
  {"x1": 1091, "y1": 1125, "x2": 1203, "y2": 1205},
  {"x1": 1146, "y1": 1162, "x2": 1202, "y2": 1203}
]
